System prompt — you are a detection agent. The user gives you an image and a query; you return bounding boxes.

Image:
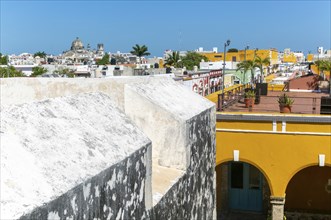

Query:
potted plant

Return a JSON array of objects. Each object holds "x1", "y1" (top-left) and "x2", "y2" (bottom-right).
[
  {"x1": 244, "y1": 90, "x2": 256, "y2": 108},
  {"x1": 278, "y1": 93, "x2": 294, "y2": 113}
]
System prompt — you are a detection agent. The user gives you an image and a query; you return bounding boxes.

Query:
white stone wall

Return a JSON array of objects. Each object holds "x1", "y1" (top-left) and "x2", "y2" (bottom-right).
[
  {"x1": 1, "y1": 93, "x2": 152, "y2": 219},
  {"x1": 124, "y1": 78, "x2": 214, "y2": 170},
  {"x1": 0, "y1": 77, "x2": 141, "y2": 109},
  {"x1": 1, "y1": 77, "x2": 216, "y2": 219}
]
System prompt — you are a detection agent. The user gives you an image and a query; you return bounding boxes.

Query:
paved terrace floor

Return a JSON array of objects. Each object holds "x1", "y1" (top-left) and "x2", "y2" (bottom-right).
[
  {"x1": 223, "y1": 91, "x2": 329, "y2": 114},
  {"x1": 152, "y1": 160, "x2": 184, "y2": 205}
]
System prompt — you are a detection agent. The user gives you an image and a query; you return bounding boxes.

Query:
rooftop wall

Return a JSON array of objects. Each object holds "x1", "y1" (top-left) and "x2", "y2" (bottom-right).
[
  {"x1": 150, "y1": 107, "x2": 216, "y2": 219},
  {"x1": 0, "y1": 77, "x2": 216, "y2": 219},
  {"x1": 0, "y1": 77, "x2": 139, "y2": 110},
  {"x1": 125, "y1": 78, "x2": 214, "y2": 169},
  {"x1": 1, "y1": 93, "x2": 152, "y2": 219}
]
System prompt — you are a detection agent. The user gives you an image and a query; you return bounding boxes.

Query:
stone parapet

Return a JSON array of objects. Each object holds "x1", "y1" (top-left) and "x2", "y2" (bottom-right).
[{"x1": 1, "y1": 77, "x2": 216, "y2": 219}]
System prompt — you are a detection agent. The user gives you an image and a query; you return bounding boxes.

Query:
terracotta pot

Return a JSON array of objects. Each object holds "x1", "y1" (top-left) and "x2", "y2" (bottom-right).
[
  {"x1": 244, "y1": 98, "x2": 255, "y2": 108},
  {"x1": 279, "y1": 105, "x2": 291, "y2": 113}
]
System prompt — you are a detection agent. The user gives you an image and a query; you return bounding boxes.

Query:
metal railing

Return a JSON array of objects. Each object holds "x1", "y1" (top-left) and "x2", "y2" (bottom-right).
[
  {"x1": 219, "y1": 94, "x2": 330, "y2": 114},
  {"x1": 216, "y1": 84, "x2": 331, "y2": 114},
  {"x1": 217, "y1": 84, "x2": 250, "y2": 111}
]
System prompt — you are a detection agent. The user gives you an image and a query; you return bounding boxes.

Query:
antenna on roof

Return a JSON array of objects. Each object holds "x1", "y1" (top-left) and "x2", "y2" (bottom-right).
[{"x1": 179, "y1": 31, "x2": 182, "y2": 52}]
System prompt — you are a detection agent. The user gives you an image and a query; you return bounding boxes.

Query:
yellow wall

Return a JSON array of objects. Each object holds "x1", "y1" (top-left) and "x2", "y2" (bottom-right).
[
  {"x1": 270, "y1": 50, "x2": 279, "y2": 65},
  {"x1": 307, "y1": 54, "x2": 314, "y2": 62},
  {"x1": 159, "y1": 59, "x2": 164, "y2": 68},
  {"x1": 325, "y1": 70, "x2": 330, "y2": 78},
  {"x1": 215, "y1": 113, "x2": 331, "y2": 198},
  {"x1": 268, "y1": 84, "x2": 285, "y2": 91},
  {"x1": 311, "y1": 64, "x2": 318, "y2": 74},
  {"x1": 265, "y1": 74, "x2": 276, "y2": 83},
  {"x1": 283, "y1": 53, "x2": 297, "y2": 63},
  {"x1": 199, "y1": 49, "x2": 278, "y2": 64},
  {"x1": 200, "y1": 52, "x2": 240, "y2": 62},
  {"x1": 240, "y1": 49, "x2": 277, "y2": 63},
  {"x1": 200, "y1": 52, "x2": 222, "y2": 62}
]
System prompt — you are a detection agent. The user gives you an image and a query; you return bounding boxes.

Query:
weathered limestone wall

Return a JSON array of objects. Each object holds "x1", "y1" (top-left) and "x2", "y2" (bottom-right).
[
  {"x1": 124, "y1": 84, "x2": 188, "y2": 169},
  {"x1": 0, "y1": 77, "x2": 146, "y2": 110},
  {"x1": 20, "y1": 146, "x2": 150, "y2": 220},
  {"x1": 1, "y1": 93, "x2": 152, "y2": 219},
  {"x1": 125, "y1": 78, "x2": 215, "y2": 170},
  {"x1": 123, "y1": 78, "x2": 216, "y2": 218},
  {"x1": 1, "y1": 77, "x2": 216, "y2": 219},
  {"x1": 149, "y1": 108, "x2": 216, "y2": 219}
]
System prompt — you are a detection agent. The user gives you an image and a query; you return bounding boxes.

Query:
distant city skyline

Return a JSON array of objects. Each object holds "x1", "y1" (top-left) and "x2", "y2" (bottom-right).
[{"x1": 1, "y1": 1, "x2": 330, "y2": 56}]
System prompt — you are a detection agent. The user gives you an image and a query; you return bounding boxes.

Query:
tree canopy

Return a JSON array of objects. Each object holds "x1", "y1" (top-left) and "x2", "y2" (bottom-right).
[
  {"x1": 236, "y1": 60, "x2": 257, "y2": 84},
  {"x1": 31, "y1": 66, "x2": 47, "y2": 77},
  {"x1": 315, "y1": 60, "x2": 331, "y2": 72},
  {"x1": 227, "y1": 48, "x2": 238, "y2": 53},
  {"x1": 53, "y1": 67, "x2": 74, "y2": 77},
  {"x1": 0, "y1": 53, "x2": 8, "y2": 65},
  {"x1": 0, "y1": 66, "x2": 25, "y2": 77},
  {"x1": 96, "y1": 54, "x2": 110, "y2": 65},
  {"x1": 181, "y1": 52, "x2": 209, "y2": 70},
  {"x1": 164, "y1": 51, "x2": 181, "y2": 68},
  {"x1": 130, "y1": 44, "x2": 150, "y2": 64},
  {"x1": 236, "y1": 56, "x2": 271, "y2": 84},
  {"x1": 33, "y1": 51, "x2": 47, "y2": 58},
  {"x1": 254, "y1": 56, "x2": 270, "y2": 76}
]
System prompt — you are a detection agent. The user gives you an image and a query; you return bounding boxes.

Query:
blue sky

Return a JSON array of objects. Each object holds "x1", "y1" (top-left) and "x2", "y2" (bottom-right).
[{"x1": 1, "y1": 0, "x2": 330, "y2": 56}]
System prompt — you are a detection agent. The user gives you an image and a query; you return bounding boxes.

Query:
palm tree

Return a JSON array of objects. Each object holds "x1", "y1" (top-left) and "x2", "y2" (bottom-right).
[
  {"x1": 31, "y1": 66, "x2": 47, "y2": 77},
  {"x1": 254, "y1": 56, "x2": 270, "y2": 83},
  {"x1": 130, "y1": 44, "x2": 151, "y2": 64},
  {"x1": 236, "y1": 61, "x2": 249, "y2": 84},
  {"x1": 316, "y1": 60, "x2": 331, "y2": 72},
  {"x1": 33, "y1": 51, "x2": 47, "y2": 58},
  {"x1": 164, "y1": 51, "x2": 181, "y2": 68},
  {"x1": 236, "y1": 60, "x2": 256, "y2": 84}
]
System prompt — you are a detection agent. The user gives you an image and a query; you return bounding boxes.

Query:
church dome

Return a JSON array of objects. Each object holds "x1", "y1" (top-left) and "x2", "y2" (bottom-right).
[{"x1": 71, "y1": 37, "x2": 84, "y2": 50}]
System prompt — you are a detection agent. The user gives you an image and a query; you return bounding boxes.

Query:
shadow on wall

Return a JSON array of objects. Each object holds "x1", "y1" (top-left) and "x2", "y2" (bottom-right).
[
  {"x1": 285, "y1": 166, "x2": 331, "y2": 214},
  {"x1": 1, "y1": 77, "x2": 216, "y2": 220}
]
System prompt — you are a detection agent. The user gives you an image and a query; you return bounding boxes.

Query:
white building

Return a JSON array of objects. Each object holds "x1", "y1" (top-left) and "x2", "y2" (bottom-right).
[
  {"x1": 200, "y1": 61, "x2": 239, "y2": 70},
  {"x1": 314, "y1": 46, "x2": 331, "y2": 61},
  {"x1": 195, "y1": 47, "x2": 218, "y2": 53}
]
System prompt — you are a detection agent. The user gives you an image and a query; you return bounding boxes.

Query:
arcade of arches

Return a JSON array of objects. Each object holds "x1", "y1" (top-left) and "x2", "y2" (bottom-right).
[
  {"x1": 215, "y1": 113, "x2": 331, "y2": 220},
  {"x1": 216, "y1": 162, "x2": 331, "y2": 219}
]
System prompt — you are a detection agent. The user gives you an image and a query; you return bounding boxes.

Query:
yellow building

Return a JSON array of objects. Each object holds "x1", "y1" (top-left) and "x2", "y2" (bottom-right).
[
  {"x1": 199, "y1": 49, "x2": 278, "y2": 65},
  {"x1": 159, "y1": 59, "x2": 164, "y2": 68},
  {"x1": 307, "y1": 54, "x2": 314, "y2": 62},
  {"x1": 215, "y1": 112, "x2": 331, "y2": 219},
  {"x1": 283, "y1": 53, "x2": 297, "y2": 63},
  {"x1": 206, "y1": 88, "x2": 331, "y2": 220},
  {"x1": 311, "y1": 64, "x2": 331, "y2": 80},
  {"x1": 200, "y1": 52, "x2": 240, "y2": 62}
]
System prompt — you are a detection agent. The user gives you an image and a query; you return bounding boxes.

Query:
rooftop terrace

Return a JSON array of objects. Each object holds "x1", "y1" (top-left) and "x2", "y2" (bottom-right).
[
  {"x1": 206, "y1": 83, "x2": 330, "y2": 115},
  {"x1": 225, "y1": 91, "x2": 329, "y2": 114}
]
